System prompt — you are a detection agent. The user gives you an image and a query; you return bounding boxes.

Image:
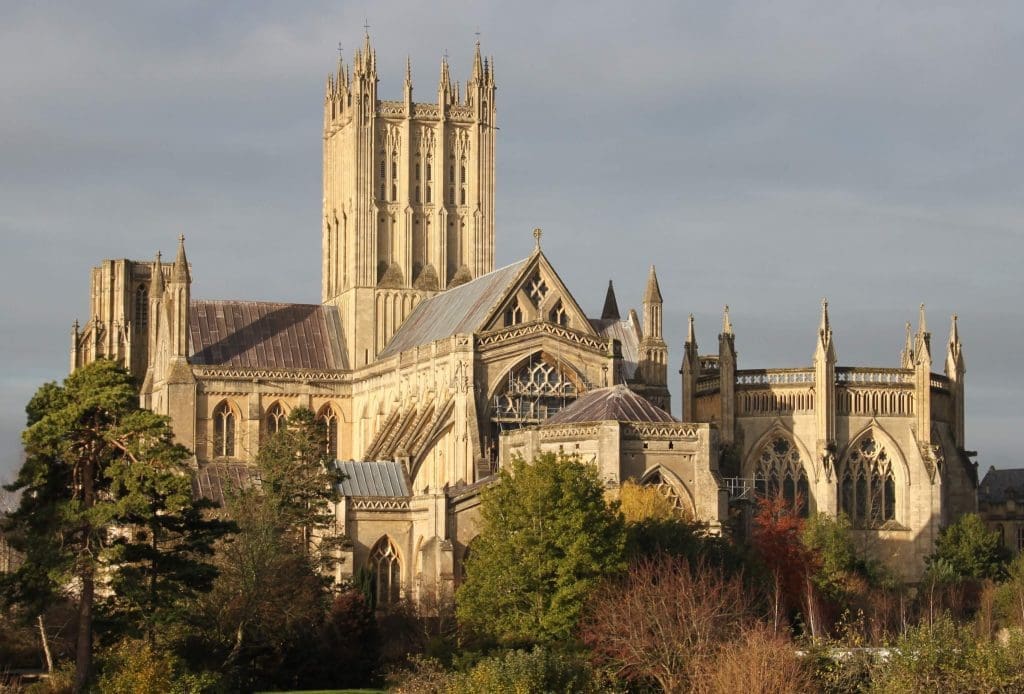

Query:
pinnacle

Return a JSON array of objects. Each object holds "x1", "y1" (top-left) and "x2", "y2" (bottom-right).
[
  {"x1": 643, "y1": 265, "x2": 663, "y2": 304},
  {"x1": 601, "y1": 280, "x2": 620, "y2": 320}
]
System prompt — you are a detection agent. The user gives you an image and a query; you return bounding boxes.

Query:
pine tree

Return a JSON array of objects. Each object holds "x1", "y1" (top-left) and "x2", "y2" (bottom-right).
[{"x1": 1, "y1": 360, "x2": 229, "y2": 691}]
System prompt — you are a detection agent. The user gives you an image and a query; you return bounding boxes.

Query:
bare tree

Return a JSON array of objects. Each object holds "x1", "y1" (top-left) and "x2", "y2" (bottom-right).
[{"x1": 581, "y1": 556, "x2": 751, "y2": 693}]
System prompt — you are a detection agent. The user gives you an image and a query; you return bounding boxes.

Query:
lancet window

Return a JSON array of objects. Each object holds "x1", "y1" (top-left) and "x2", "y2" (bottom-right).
[
  {"x1": 135, "y1": 285, "x2": 148, "y2": 328},
  {"x1": 265, "y1": 402, "x2": 286, "y2": 437},
  {"x1": 318, "y1": 405, "x2": 339, "y2": 460},
  {"x1": 753, "y1": 436, "x2": 810, "y2": 516},
  {"x1": 548, "y1": 300, "x2": 568, "y2": 327},
  {"x1": 839, "y1": 436, "x2": 896, "y2": 527},
  {"x1": 369, "y1": 537, "x2": 401, "y2": 606},
  {"x1": 213, "y1": 402, "x2": 235, "y2": 458}
]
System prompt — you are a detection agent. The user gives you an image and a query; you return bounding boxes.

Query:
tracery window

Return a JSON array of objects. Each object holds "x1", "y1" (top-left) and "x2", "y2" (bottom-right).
[
  {"x1": 753, "y1": 436, "x2": 810, "y2": 516},
  {"x1": 213, "y1": 402, "x2": 235, "y2": 458},
  {"x1": 134, "y1": 284, "x2": 148, "y2": 328},
  {"x1": 643, "y1": 469, "x2": 687, "y2": 514},
  {"x1": 318, "y1": 405, "x2": 338, "y2": 460},
  {"x1": 548, "y1": 300, "x2": 568, "y2": 327},
  {"x1": 492, "y1": 356, "x2": 578, "y2": 424},
  {"x1": 369, "y1": 537, "x2": 401, "y2": 606},
  {"x1": 265, "y1": 402, "x2": 286, "y2": 437},
  {"x1": 504, "y1": 304, "x2": 523, "y2": 327},
  {"x1": 839, "y1": 435, "x2": 896, "y2": 527}
]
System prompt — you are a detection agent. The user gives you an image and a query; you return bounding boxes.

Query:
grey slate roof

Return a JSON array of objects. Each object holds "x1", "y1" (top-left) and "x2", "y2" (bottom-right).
[
  {"x1": 334, "y1": 460, "x2": 410, "y2": 497},
  {"x1": 979, "y1": 467, "x2": 1024, "y2": 504},
  {"x1": 544, "y1": 384, "x2": 676, "y2": 425},
  {"x1": 190, "y1": 300, "x2": 347, "y2": 370},
  {"x1": 589, "y1": 317, "x2": 640, "y2": 379},
  {"x1": 378, "y1": 259, "x2": 529, "y2": 358}
]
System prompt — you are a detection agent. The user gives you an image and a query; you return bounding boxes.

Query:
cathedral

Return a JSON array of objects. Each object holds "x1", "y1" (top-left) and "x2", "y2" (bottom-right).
[{"x1": 71, "y1": 34, "x2": 977, "y2": 605}]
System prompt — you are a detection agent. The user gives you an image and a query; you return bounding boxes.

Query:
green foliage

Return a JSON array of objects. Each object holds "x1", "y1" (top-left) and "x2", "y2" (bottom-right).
[
  {"x1": 455, "y1": 453, "x2": 627, "y2": 646},
  {"x1": 97, "y1": 638, "x2": 221, "y2": 694},
  {"x1": 200, "y1": 488, "x2": 330, "y2": 691},
  {"x1": 617, "y1": 479, "x2": 681, "y2": 523},
  {"x1": 869, "y1": 614, "x2": 1024, "y2": 693},
  {"x1": 2, "y1": 360, "x2": 228, "y2": 688},
  {"x1": 994, "y1": 553, "x2": 1024, "y2": 627},
  {"x1": 927, "y1": 513, "x2": 1010, "y2": 582},
  {"x1": 255, "y1": 407, "x2": 344, "y2": 568},
  {"x1": 448, "y1": 647, "x2": 599, "y2": 694}
]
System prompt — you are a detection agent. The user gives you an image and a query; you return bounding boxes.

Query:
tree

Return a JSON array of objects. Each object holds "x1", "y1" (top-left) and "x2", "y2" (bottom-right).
[
  {"x1": 582, "y1": 556, "x2": 752, "y2": 693},
  {"x1": 456, "y1": 453, "x2": 627, "y2": 646},
  {"x1": 927, "y1": 513, "x2": 1009, "y2": 582},
  {"x1": 1, "y1": 360, "x2": 226, "y2": 692},
  {"x1": 255, "y1": 407, "x2": 344, "y2": 568},
  {"x1": 617, "y1": 479, "x2": 680, "y2": 523},
  {"x1": 750, "y1": 493, "x2": 821, "y2": 635}
]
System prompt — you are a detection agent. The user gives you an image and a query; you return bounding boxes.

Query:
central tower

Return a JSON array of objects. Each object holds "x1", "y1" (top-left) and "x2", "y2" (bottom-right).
[{"x1": 322, "y1": 33, "x2": 496, "y2": 366}]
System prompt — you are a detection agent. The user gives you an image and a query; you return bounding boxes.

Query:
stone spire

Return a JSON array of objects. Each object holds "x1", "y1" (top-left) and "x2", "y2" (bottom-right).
[
  {"x1": 643, "y1": 265, "x2": 663, "y2": 304},
  {"x1": 946, "y1": 313, "x2": 966, "y2": 448},
  {"x1": 601, "y1": 280, "x2": 620, "y2": 320},
  {"x1": 816, "y1": 298, "x2": 835, "y2": 360},
  {"x1": 171, "y1": 234, "x2": 190, "y2": 284},
  {"x1": 687, "y1": 312, "x2": 696, "y2": 344},
  {"x1": 471, "y1": 39, "x2": 484, "y2": 84},
  {"x1": 151, "y1": 250, "x2": 164, "y2": 295},
  {"x1": 681, "y1": 313, "x2": 700, "y2": 422},
  {"x1": 813, "y1": 298, "x2": 837, "y2": 462},
  {"x1": 900, "y1": 321, "x2": 914, "y2": 369},
  {"x1": 722, "y1": 305, "x2": 733, "y2": 335}
]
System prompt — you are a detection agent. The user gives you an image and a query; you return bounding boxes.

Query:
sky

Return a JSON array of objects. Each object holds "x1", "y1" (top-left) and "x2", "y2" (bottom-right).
[{"x1": 1, "y1": 1, "x2": 1022, "y2": 481}]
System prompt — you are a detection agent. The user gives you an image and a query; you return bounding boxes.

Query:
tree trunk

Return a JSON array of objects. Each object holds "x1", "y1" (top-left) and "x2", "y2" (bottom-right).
[
  {"x1": 73, "y1": 574, "x2": 94, "y2": 694},
  {"x1": 37, "y1": 614, "x2": 53, "y2": 674}
]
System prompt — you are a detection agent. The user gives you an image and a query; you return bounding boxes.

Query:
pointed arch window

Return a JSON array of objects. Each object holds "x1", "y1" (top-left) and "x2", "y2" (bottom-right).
[
  {"x1": 213, "y1": 402, "x2": 235, "y2": 458},
  {"x1": 369, "y1": 537, "x2": 401, "y2": 606},
  {"x1": 318, "y1": 405, "x2": 339, "y2": 460},
  {"x1": 134, "y1": 284, "x2": 148, "y2": 328},
  {"x1": 839, "y1": 435, "x2": 896, "y2": 527},
  {"x1": 265, "y1": 402, "x2": 286, "y2": 437},
  {"x1": 548, "y1": 300, "x2": 568, "y2": 327},
  {"x1": 643, "y1": 469, "x2": 687, "y2": 514},
  {"x1": 753, "y1": 435, "x2": 810, "y2": 516}
]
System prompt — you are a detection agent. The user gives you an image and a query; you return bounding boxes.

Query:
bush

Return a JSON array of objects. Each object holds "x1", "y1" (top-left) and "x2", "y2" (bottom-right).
[
  {"x1": 869, "y1": 614, "x2": 1024, "y2": 693},
  {"x1": 704, "y1": 622, "x2": 813, "y2": 694},
  {"x1": 96, "y1": 639, "x2": 221, "y2": 694},
  {"x1": 449, "y1": 647, "x2": 598, "y2": 694}
]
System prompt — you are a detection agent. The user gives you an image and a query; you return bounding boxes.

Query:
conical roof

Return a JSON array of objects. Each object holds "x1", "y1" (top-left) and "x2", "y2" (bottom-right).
[{"x1": 545, "y1": 385, "x2": 676, "y2": 425}]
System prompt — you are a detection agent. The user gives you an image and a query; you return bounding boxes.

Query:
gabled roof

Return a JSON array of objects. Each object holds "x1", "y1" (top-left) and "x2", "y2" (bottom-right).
[
  {"x1": 334, "y1": 460, "x2": 410, "y2": 497},
  {"x1": 378, "y1": 259, "x2": 529, "y2": 358},
  {"x1": 190, "y1": 300, "x2": 347, "y2": 370},
  {"x1": 544, "y1": 384, "x2": 676, "y2": 425},
  {"x1": 979, "y1": 467, "x2": 1024, "y2": 504}
]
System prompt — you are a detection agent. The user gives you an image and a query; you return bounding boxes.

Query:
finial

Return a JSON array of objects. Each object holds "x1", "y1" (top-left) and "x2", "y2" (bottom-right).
[
  {"x1": 474, "y1": 27, "x2": 481, "y2": 45},
  {"x1": 820, "y1": 297, "x2": 830, "y2": 333},
  {"x1": 363, "y1": 18, "x2": 371, "y2": 37},
  {"x1": 533, "y1": 227, "x2": 542, "y2": 249},
  {"x1": 337, "y1": 42, "x2": 343, "y2": 60},
  {"x1": 918, "y1": 302, "x2": 927, "y2": 333},
  {"x1": 406, "y1": 55, "x2": 412, "y2": 82},
  {"x1": 72, "y1": 319, "x2": 79, "y2": 333},
  {"x1": 950, "y1": 313, "x2": 959, "y2": 343},
  {"x1": 722, "y1": 305, "x2": 733, "y2": 334},
  {"x1": 687, "y1": 313, "x2": 696, "y2": 343}
]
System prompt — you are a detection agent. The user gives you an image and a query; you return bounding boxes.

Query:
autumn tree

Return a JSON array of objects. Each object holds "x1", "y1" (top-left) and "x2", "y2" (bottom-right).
[
  {"x1": 1, "y1": 360, "x2": 228, "y2": 692},
  {"x1": 582, "y1": 556, "x2": 753, "y2": 693},
  {"x1": 456, "y1": 452, "x2": 627, "y2": 646}
]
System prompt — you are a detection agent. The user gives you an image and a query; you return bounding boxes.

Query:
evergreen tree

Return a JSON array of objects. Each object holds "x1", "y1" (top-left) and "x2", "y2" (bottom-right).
[
  {"x1": 1, "y1": 360, "x2": 228, "y2": 691},
  {"x1": 927, "y1": 512, "x2": 1010, "y2": 581},
  {"x1": 456, "y1": 453, "x2": 627, "y2": 646},
  {"x1": 255, "y1": 407, "x2": 344, "y2": 568}
]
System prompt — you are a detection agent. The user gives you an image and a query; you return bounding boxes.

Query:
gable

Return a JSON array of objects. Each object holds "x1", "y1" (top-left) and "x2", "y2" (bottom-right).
[{"x1": 480, "y1": 251, "x2": 596, "y2": 335}]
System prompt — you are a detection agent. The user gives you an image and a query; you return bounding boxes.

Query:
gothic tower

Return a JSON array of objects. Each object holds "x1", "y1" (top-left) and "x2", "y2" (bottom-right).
[{"x1": 322, "y1": 33, "x2": 497, "y2": 366}]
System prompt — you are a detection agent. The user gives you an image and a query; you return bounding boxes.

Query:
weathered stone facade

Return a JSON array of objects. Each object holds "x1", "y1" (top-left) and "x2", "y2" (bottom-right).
[{"x1": 69, "y1": 34, "x2": 976, "y2": 602}]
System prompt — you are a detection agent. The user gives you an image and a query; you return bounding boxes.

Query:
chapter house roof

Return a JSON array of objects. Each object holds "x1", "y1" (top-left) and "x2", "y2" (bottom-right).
[
  {"x1": 589, "y1": 316, "x2": 640, "y2": 380},
  {"x1": 378, "y1": 258, "x2": 529, "y2": 358},
  {"x1": 544, "y1": 384, "x2": 676, "y2": 425},
  {"x1": 190, "y1": 300, "x2": 347, "y2": 370}
]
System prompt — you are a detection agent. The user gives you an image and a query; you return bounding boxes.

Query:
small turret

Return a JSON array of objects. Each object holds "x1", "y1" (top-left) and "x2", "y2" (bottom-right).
[
  {"x1": 681, "y1": 313, "x2": 700, "y2": 421},
  {"x1": 718, "y1": 305, "x2": 737, "y2": 445},
  {"x1": 601, "y1": 280, "x2": 620, "y2": 320},
  {"x1": 638, "y1": 265, "x2": 669, "y2": 408},
  {"x1": 167, "y1": 236, "x2": 191, "y2": 360},
  {"x1": 813, "y1": 299, "x2": 837, "y2": 463},
  {"x1": 945, "y1": 314, "x2": 966, "y2": 448},
  {"x1": 900, "y1": 321, "x2": 914, "y2": 369}
]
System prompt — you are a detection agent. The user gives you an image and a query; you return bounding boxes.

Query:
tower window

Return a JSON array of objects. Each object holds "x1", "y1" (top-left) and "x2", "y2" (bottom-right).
[
  {"x1": 392, "y1": 183, "x2": 398, "y2": 201},
  {"x1": 415, "y1": 188, "x2": 421, "y2": 203},
  {"x1": 135, "y1": 284, "x2": 148, "y2": 328},
  {"x1": 460, "y1": 188, "x2": 466, "y2": 205},
  {"x1": 415, "y1": 162, "x2": 421, "y2": 182},
  {"x1": 380, "y1": 183, "x2": 386, "y2": 200},
  {"x1": 426, "y1": 185, "x2": 432, "y2": 203},
  {"x1": 448, "y1": 187, "x2": 454, "y2": 205},
  {"x1": 391, "y1": 158, "x2": 397, "y2": 179},
  {"x1": 448, "y1": 166, "x2": 454, "y2": 184},
  {"x1": 460, "y1": 163, "x2": 466, "y2": 184},
  {"x1": 426, "y1": 161, "x2": 432, "y2": 180},
  {"x1": 379, "y1": 159, "x2": 385, "y2": 179}
]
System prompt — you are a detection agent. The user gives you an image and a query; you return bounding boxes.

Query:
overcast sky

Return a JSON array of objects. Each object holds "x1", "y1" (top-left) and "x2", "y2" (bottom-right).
[{"x1": 1, "y1": 1, "x2": 1022, "y2": 480}]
